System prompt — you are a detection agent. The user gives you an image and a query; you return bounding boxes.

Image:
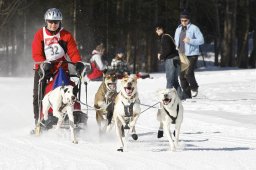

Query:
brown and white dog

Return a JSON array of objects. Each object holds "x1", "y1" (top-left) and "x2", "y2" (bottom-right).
[
  {"x1": 112, "y1": 74, "x2": 141, "y2": 152},
  {"x1": 42, "y1": 85, "x2": 78, "y2": 144},
  {"x1": 94, "y1": 71, "x2": 117, "y2": 133},
  {"x1": 157, "y1": 88, "x2": 183, "y2": 151}
]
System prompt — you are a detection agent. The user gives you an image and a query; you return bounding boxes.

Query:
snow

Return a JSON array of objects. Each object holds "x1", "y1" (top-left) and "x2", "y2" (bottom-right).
[{"x1": 0, "y1": 67, "x2": 256, "y2": 170}]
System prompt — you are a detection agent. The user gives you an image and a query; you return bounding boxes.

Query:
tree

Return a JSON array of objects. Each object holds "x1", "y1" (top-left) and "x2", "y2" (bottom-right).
[
  {"x1": 221, "y1": 0, "x2": 237, "y2": 67},
  {"x1": 236, "y1": 0, "x2": 250, "y2": 68}
]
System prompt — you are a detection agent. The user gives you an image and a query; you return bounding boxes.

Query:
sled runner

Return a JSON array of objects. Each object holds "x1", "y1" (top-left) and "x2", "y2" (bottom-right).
[{"x1": 34, "y1": 61, "x2": 90, "y2": 135}]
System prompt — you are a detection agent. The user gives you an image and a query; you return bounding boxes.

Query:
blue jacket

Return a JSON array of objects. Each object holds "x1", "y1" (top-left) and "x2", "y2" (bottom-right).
[{"x1": 174, "y1": 23, "x2": 204, "y2": 56}]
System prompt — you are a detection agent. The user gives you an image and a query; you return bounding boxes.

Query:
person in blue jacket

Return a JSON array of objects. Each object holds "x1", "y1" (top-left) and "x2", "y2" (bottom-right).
[{"x1": 174, "y1": 10, "x2": 204, "y2": 99}]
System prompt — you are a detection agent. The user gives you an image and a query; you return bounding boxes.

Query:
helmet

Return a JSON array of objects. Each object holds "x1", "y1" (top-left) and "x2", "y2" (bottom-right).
[{"x1": 44, "y1": 8, "x2": 62, "y2": 21}]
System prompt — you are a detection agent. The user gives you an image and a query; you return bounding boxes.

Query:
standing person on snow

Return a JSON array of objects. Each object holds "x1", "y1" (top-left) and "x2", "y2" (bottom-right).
[
  {"x1": 83, "y1": 43, "x2": 107, "y2": 82},
  {"x1": 174, "y1": 10, "x2": 204, "y2": 99},
  {"x1": 31, "y1": 8, "x2": 84, "y2": 130},
  {"x1": 155, "y1": 23, "x2": 182, "y2": 96},
  {"x1": 111, "y1": 48, "x2": 130, "y2": 79}
]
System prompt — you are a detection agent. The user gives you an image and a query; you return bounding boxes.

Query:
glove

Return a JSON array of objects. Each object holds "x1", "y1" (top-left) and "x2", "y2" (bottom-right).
[
  {"x1": 38, "y1": 61, "x2": 52, "y2": 79},
  {"x1": 75, "y1": 61, "x2": 85, "y2": 76}
]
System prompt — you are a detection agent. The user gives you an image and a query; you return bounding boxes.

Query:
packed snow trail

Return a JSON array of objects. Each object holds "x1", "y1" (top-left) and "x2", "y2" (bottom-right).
[{"x1": 0, "y1": 68, "x2": 256, "y2": 170}]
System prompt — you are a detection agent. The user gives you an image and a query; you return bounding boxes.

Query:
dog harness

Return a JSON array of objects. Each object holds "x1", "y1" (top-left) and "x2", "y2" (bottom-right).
[
  {"x1": 163, "y1": 104, "x2": 179, "y2": 124},
  {"x1": 122, "y1": 102, "x2": 134, "y2": 117}
]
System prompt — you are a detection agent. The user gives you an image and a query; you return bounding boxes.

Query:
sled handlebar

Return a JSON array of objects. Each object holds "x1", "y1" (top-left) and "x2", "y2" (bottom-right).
[{"x1": 34, "y1": 60, "x2": 76, "y2": 65}]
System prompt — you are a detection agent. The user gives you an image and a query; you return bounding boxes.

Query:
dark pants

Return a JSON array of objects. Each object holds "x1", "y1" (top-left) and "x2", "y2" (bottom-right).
[
  {"x1": 180, "y1": 56, "x2": 199, "y2": 99},
  {"x1": 33, "y1": 70, "x2": 47, "y2": 122}
]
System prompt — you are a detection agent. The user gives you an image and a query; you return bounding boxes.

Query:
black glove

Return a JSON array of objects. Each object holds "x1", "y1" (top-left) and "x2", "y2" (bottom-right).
[
  {"x1": 38, "y1": 61, "x2": 52, "y2": 79},
  {"x1": 75, "y1": 62, "x2": 85, "y2": 76}
]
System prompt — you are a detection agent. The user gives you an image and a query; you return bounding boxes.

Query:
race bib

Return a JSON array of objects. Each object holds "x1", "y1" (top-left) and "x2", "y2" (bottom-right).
[{"x1": 43, "y1": 27, "x2": 65, "y2": 61}]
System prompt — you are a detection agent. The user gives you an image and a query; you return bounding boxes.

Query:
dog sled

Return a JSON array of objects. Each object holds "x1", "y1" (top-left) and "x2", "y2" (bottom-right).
[{"x1": 33, "y1": 61, "x2": 91, "y2": 135}]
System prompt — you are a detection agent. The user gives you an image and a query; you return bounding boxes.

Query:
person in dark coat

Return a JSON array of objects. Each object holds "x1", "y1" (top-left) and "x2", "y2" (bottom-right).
[{"x1": 155, "y1": 23, "x2": 181, "y2": 96}]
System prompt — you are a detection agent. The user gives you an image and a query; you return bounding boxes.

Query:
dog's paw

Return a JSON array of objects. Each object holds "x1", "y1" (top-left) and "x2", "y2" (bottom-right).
[
  {"x1": 131, "y1": 134, "x2": 138, "y2": 140},
  {"x1": 117, "y1": 147, "x2": 123, "y2": 152},
  {"x1": 170, "y1": 145, "x2": 176, "y2": 152},
  {"x1": 72, "y1": 140, "x2": 78, "y2": 144},
  {"x1": 157, "y1": 130, "x2": 164, "y2": 138},
  {"x1": 170, "y1": 147, "x2": 176, "y2": 152}
]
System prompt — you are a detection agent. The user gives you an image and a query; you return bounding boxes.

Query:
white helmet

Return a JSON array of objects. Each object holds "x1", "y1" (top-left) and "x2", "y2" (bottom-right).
[{"x1": 44, "y1": 8, "x2": 62, "y2": 21}]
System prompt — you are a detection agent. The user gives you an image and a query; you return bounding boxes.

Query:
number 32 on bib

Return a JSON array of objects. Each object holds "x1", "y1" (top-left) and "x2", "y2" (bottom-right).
[{"x1": 43, "y1": 27, "x2": 65, "y2": 61}]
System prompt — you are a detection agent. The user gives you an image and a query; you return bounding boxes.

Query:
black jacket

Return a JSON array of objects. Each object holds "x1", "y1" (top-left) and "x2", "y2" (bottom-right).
[{"x1": 158, "y1": 34, "x2": 178, "y2": 60}]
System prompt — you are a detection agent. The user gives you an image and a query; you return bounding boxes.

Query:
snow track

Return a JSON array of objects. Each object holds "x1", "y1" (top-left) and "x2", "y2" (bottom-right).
[{"x1": 0, "y1": 69, "x2": 256, "y2": 170}]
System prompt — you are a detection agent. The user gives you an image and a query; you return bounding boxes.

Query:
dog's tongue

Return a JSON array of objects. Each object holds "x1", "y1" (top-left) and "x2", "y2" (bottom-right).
[
  {"x1": 163, "y1": 98, "x2": 171, "y2": 105},
  {"x1": 125, "y1": 87, "x2": 133, "y2": 95}
]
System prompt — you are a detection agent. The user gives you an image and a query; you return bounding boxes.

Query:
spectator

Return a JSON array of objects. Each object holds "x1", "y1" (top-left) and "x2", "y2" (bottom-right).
[
  {"x1": 84, "y1": 43, "x2": 107, "y2": 82},
  {"x1": 155, "y1": 23, "x2": 181, "y2": 95},
  {"x1": 111, "y1": 48, "x2": 130, "y2": 78},
  {"x1": 174, "y1": 10, "x2": 204, "y2": 99}
]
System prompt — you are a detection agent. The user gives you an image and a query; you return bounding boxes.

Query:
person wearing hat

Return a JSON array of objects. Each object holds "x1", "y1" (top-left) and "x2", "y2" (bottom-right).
[
  {"x1": 174, "y1": 10, "x2": 204, "y2": 99},
  {"x1": 155, "y1": 23, "x2": 182, "y2": 96},
  {"x1": 111, "y1": 48, "x2": 130, "y2": 79},
  {"x1": 31, "y1": 8, "x2": 84, "y2": 131}
]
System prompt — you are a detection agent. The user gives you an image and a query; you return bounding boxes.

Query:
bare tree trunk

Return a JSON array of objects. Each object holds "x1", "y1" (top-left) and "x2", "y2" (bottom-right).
[
  {"x1": 126, "y1": 33, "x2": 132, "y2": 66},
  {"x1": 214, "y1": 0, "x2": 221, "y2": 66},
  {"x1": 5, "y1": 30, "x2": 9, "y2": 75},
  {"x1": 237, "y1": 0, "x2": 249, "y2": 68},
  {"x1": 73, "y1": 0, "x2": 77, "y2": 41},
  {"x1": 126, "y1": 0, "x2": 131, "y2": 65},
  {"x1": 221, "y1": 0, "x2": 237, "y2": 67},
  {"x1": 249, "y1": 32, "x2": 256, "y2": 68}
]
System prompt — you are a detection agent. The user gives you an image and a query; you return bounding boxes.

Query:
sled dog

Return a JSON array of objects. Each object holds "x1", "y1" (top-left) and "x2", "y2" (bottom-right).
[
  {"x1": 157, "y1": 88, "x2": 183, "y2": 151},
  {"x1": 112, "y1": 74, "x2": 141, "y2": 152},
  {"x1": 42, "y1": 85, "x2": 78, "y2": 144},
  {"x1": 94, "y1": 71, "x2": 117, "y2": 133}
]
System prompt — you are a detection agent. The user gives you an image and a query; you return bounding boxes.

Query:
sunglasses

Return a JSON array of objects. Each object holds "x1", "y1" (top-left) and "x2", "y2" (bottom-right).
[
  {"x1": 47, "y1": 20, "x2": 60, "y2": 24},
  {"x1": 181, "y1": 19, "x2": 188, "y2": 22}
]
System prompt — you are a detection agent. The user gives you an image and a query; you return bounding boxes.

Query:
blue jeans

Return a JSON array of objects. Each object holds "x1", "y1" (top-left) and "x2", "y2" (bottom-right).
[{"x1": 165, "y1": 58, "x2": 181, "y2": 93}]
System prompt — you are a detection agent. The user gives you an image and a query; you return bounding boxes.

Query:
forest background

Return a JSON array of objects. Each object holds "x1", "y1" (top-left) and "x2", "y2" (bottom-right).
[{"x1": 0, "y1": 0, "x2": 255, "y2": 76}]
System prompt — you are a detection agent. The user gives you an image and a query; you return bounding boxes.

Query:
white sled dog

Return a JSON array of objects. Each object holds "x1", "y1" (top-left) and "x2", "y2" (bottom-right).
[
  {"x1": 42, "y1": 85, "x2": 78, "y2": 144},
  {"x1": 112, "y1": 74, "x2": 141, "y2": 152},
  {"x1": 157, "y1": 88, "x2": 183, "y2": 151}
]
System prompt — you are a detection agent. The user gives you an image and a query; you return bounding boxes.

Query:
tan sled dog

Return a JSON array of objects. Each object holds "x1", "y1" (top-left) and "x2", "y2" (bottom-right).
[
  {"x1": 157, "y1": 88, "x2": 183, "y2": 151},
  {"x1": 94, "y1": 71, "x2": 117, "y2": 133},
  {"x1": 42, "y1": 85, "x2": 78, "y2": 144},
  {"x1": 112, "y1": 74, "x2": 141, "y2": 152}
]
